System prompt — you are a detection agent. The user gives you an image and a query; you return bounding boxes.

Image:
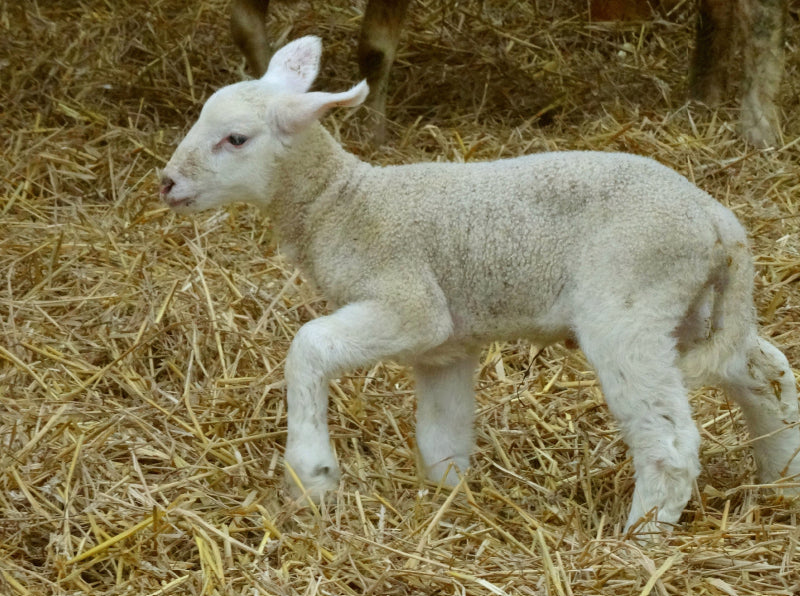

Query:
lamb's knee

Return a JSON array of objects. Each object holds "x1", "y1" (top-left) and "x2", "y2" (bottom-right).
[
  {"x1": 285, "y1": 317, "x2": 355, "y2": 382},
  {"x1": 286, "y1": 322, "x2": 324, "y2": 369}
]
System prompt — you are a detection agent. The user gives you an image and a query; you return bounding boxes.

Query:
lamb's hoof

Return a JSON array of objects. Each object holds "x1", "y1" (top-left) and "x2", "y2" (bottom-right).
[
  {"x1": 624, "y1": 520, "x2": 675, "y2": 543},
  {"x1": 284, "y1": 461, "x2": 341, "y2": 502},
  {"x1": 426, "y1": 459, "x2": 468, "y2": 488}
]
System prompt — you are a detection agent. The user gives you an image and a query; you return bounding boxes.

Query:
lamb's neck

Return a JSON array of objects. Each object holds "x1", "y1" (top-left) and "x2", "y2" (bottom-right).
[{"x1": 269, "y1": 124, "x2": 367, "y2": 261}]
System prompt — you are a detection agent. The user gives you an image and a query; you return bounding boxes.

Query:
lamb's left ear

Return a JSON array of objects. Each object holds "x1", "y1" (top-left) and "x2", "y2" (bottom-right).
[
  {"x1": 261, "y1": 35, "x2": 322, "y2": 93},
  {"x1": 274, "y1": 81, "x2": 370, "y2": 136}
]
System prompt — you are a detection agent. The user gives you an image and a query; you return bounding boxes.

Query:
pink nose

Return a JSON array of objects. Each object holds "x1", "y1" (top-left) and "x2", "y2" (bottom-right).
[{"x1": 160, "y1": 176, "x2": 175, "y2": 196}]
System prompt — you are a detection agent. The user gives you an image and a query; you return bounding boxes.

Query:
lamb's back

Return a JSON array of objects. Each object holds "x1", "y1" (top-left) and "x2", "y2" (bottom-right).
[{"x1": 314, "y1": 151, "x2": 738, "y2": 344}]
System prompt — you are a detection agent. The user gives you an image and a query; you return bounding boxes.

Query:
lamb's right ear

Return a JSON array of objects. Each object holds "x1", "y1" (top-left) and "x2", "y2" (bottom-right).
[
  {"x1": 273, "y1": 80, "x2": 369, "y2": 137},
  {"x1": 261, "y1": 36, "x2": 322, "y2": 93}
]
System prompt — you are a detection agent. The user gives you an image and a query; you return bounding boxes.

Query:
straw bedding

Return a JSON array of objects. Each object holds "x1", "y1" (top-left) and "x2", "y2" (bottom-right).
[{"x1": 1, "y1": 0, "x2": 799, "y2": 594}]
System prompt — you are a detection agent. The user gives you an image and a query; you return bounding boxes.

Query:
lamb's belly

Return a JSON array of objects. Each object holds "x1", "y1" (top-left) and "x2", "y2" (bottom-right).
[
  {"x1": 460, "y1": 315, "x2": 570, "y2": 346},
  {"x1": 413, "y1": 311, "x2": 571, "y2": 366},
  {"x1": 453, "y1": 292, "x2": 571, "y2": 338}
]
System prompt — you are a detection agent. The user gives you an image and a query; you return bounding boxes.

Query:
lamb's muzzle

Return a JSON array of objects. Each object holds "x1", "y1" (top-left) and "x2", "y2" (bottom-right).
[
  {"x1": 159, "y1": 175, "x2": 174, "y2": 196},
  {"x1": 160, "y1": 169, "x2": 199, "y2": 211},
  {"x1": 161, "y1": 35, "x2": 800, "y2": 536}
]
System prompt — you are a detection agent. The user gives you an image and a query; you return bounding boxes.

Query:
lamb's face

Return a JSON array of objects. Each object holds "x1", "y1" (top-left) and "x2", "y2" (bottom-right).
[
  {"x1": 159, "y1": 35, "x2": 368, "y2": 213},
  {"x1": 160, "y1": 81, "x2": 285, "y2": 212}
]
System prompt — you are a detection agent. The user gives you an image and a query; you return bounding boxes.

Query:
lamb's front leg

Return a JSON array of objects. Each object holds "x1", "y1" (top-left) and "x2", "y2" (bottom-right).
[
  {"x1": 414, "y1": 355, "x2": 478, "y2": 486},
  {"x1": 284, "y1": 299, "x2": 452, "y2": 500}
]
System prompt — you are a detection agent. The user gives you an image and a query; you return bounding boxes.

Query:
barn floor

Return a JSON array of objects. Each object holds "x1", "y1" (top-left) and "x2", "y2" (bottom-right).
[{"x1": 2, "y1": 1, "x2": 800, "y2": 594}]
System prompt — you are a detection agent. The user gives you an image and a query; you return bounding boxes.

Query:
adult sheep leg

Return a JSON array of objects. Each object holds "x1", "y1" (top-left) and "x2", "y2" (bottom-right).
[
  {"x1": 230, "y1": 0, "x2": 271, "y2": 75},
  {"x1": 284, "y1": 299, "x2": 452, "y2": 500},
  {"x1": 690, "y1": 0, "x2": 735, "y2": 106},
  {"x1": 689, "y1": 0, "x2": 785, "y2": 147},
  {"x1": 414, "y1": 354, "x2": 478, "y2": 486},
  {"x1": 719, "y1": 335, "x2": 800, "y2": 488},
  {"x1": 357, "y1": 0, "x2": 410, "y2": 143},
  {"x1": 738, "y1": 0, "x2": 786, "y2": 147},
  {"x1": 576, "y1": 313, "x2": 701, "y2": 532}
]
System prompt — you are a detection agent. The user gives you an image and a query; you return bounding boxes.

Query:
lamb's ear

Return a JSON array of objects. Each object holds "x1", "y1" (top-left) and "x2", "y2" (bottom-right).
[
  {"x1": 261, "y1": 36, "x2": 322, "y2": 93},
  {"x1": 274, "y1": 81, "x2": 370, "y2": 136}
]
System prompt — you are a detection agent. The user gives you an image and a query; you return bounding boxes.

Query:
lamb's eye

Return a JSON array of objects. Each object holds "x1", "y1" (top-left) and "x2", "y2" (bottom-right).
[{"x1": 227, "y1": 134, "x2": 248, "y2": 147}]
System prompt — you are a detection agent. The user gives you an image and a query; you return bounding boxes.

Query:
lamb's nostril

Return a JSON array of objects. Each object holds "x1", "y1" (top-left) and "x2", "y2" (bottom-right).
[{"x1": 160, "y1": 176, "x2": 175, "y2": 195}]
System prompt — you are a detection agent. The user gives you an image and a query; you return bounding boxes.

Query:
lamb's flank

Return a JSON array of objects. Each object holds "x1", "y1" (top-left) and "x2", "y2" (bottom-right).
[{"x1": 161, "y1": 36, "x2": 800, "y2": 534}]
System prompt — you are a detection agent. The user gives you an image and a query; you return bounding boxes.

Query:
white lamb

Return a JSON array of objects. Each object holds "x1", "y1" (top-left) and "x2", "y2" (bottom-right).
[{"x1": 160, "y1": 36, "x2": 800, "y2": 532}]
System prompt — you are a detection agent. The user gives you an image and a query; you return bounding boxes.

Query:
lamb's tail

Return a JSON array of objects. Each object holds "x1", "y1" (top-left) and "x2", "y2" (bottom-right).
[
  {"x1": 680, "y1": 204, "x2": 800, "y2": 486},
  {"x1": 677, "y1": 206, "x2": 757, "y2": 387}
]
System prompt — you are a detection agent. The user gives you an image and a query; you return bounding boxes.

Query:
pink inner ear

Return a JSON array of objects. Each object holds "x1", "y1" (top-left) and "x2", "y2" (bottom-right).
[
  {"x1": 263, "y1": 36, "x2": 322, "y2": 93},
  {"x1": 275, "y1": 83, "x2": 370, "y2": 137}
]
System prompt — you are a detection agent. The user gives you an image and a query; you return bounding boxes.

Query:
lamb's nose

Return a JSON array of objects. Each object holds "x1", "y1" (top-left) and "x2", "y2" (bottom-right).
[{"x1": 160, "y1": 176, "x2": 175, "y2": 196}]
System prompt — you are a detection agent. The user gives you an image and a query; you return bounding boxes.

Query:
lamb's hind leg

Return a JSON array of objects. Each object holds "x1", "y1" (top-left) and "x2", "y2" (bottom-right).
[
  {"x1": 414, "y1": 354, "x2": 478, "y2": 486},
  {"x1": 719, "y1": 335, "x2": 800, "y2": 490},
  {"x1": 576, "y1": 316, "x2": 701, "y2": 533}
]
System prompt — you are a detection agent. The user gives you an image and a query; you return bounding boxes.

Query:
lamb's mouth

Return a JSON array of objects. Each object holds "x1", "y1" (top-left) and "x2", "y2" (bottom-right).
[{"x1": 165, "y1": 196, "x2": 195, "y2": 210}]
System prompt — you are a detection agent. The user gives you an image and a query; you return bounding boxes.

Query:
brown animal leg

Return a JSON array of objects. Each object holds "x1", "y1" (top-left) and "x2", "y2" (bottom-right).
[
  {"x1": 738, "y1": 0, "x2": 785, "y2": 147},
  {"x1": 689, "y1": 0, "x2": 735, "y2": 105},
  {"x1": 231, "y1": 0, "x2": 271, "y2": 76},
  {"x1": 357, "y1": 0, "x2": 411, "y2": 143}
]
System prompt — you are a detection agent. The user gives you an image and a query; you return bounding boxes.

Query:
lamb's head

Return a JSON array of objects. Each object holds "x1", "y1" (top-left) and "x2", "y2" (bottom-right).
[{"x1": 160, "y1": 35, "x2": 368, "y2": 212}]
